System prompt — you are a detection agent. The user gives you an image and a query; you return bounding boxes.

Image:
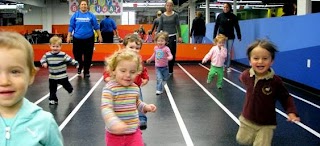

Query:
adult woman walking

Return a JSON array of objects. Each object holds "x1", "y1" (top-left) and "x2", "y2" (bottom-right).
[
  {"x1": 213, "y1": 3, "x2": 241, "y2": 73},
  {"x1": 190, "y1": 11, "x2": 206, "y2": 44},
  {"x1": 157, "y1": 0, "x2": 182, "y2": 75},
  {"x1": 66, "y1": 0, "x2": 102, "y2": 78},
  {"x1": 151, "y1": 10, "x2": 162, "y2": 34}
]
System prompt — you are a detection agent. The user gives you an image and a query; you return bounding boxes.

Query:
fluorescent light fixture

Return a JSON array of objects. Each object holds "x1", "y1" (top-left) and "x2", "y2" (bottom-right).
[
  {"x1": 217, "y1": 0, "x2": 262, "y2": 3},
  {"x1": 123, "y1": 3, "x2": 165, "y2": 8},
  {"x1": 0, "y1": 5, "x2": 17, "y2": 9}
]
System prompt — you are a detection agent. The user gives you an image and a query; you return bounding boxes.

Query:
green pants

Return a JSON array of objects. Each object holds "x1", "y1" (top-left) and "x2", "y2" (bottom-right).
[{"x1": 207, "y1": 65, "x2": 223, "y2": 88}]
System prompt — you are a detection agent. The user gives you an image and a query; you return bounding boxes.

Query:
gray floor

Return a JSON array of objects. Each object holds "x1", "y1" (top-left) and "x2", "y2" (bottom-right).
[{"x1": 26, "y1": 63, "x2": 320, "y2": 146}]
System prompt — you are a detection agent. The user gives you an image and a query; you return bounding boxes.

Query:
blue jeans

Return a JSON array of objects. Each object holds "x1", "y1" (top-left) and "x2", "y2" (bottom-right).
[
  {"x1": 193, "y1": 35, "x2": 204, "y2": 44},
  {"x1": 156, "y1": 66, "x2": 169, "y2": 92},
  {"x1": 225, "y1": 39, "x2": 234, "y2": 68},
  {"x1": 138, "y1": 88, "x2": 147, "y2": 123}
]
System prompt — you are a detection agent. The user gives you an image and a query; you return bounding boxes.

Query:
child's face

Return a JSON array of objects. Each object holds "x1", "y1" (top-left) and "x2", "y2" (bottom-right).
[
  {"x1": 50, "y1": 43, "x2": 61, "y2": 54},
  {"x1": 112, "y1": 59, "x2": 138, "y2": 87},
  {"x1": 0, "y1": 48, "x2": 35, "y2": 112},
  {"x1": 249, "y1": 46, "x2": 274, "y2": 77},
  {"x1": 217, "y1": 41, "x2": 225, "y2": 48},
  {"x1": 125, "y1": 41, "x2": 140, "y2": 53},
  {"x1": 156, "y1": 38, "x2": 166, "y2": 47}
]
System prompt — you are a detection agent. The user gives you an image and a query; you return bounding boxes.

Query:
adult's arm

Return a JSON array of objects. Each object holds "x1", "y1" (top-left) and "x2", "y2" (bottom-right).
[
  {"x1": 67, "y1": 13, "x2": 76, "y2": 43},
  {"x1": 151, "y1": 19, "x2": 157, "y2": 33},
  {"x1": 213, "y1": 14, "x2": 220, "y2": 39},
  {"x1": 233, "y1": 15, "x2": 241, "y2": 40},
  {"x1": 156, "y1": 16, "x2": 163, "y2": 33}
]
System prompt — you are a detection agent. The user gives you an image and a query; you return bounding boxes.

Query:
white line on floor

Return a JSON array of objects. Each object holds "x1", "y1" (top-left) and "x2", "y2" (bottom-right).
[
  {"x1": 198, "y1": 63, "x2": 320, "y2": 139},
  {"x1": 164, "y1": 83, "x2": 194, "y2": 146},
  {"x1": 34, "y1": 74, "x2": 80, "y2": 105},
  {"x1": 59, "y1": 76, "x2": 104, "y2": 131},
  {"x1": 177, "y1": 64, "x2": 240, "y2": 125}
]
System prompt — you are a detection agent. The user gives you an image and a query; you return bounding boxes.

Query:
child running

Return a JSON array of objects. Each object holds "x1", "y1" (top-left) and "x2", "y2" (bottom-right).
[
  {"x1": 0, "y1": 31, "x2": 63, "y2": 145},
  {"x1": 40, "y1": 35, "x2": 79, "y2": 105},
  {"x1": 202, "y1": 34, "x2": 227, "y2": 89},
  {"x1": 146, "y1": 31, "x2": 173, "y2": 95},
  {"x1": 103, "y1": 33, "x2": 149, "y2": 130},
  {"x1": 236, "y1": 39, "x2": 300, "y2": 146},
  {"x1": 101, "y1": 49, "x2": 157, "y2": 146}
]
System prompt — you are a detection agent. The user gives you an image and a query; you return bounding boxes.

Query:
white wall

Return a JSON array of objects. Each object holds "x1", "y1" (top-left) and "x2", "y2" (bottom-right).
[{"x1": 23, "y1": 1, "x2": 71, "y2": 25}]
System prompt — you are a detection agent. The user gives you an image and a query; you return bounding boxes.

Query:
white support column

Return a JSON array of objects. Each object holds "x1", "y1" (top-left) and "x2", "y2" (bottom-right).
[
  {"x1": 233, "y1": 0, "x2": 237, "y2": 14},
  {"x1": 189, "y1": 0, "x2": 195, "y2": 43},
  {"x1": 42, "y1": 0, "x2": 52, "y2": 33},
  {"x1": 206, "y1": 0, "x2": 210, "y2": 23},
  {"x1": 297, "y1": 0, "x2": 312, "y2": 15}
]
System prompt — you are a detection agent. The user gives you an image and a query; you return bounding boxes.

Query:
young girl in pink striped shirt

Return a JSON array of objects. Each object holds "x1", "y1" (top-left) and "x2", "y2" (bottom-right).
[{"x1": 202, "y1": 34, "x2": 227, "y2": 89}]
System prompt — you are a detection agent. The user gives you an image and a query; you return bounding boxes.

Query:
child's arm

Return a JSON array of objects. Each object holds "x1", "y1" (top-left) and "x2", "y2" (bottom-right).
[
  {"x1": 202, "y1": 47, "x2": 215, "y2": 64},
  {"x1": 166, "y1": 46, "x2": 173, "y2": 61},
  {"x1": 143, "y1": 104, "x2": 157, "y2": 113},
  {"x1": 140, "y1": 67, "x2": 149, "y2": 87},
  {"x1": 103, "y1": 71, "x2": 111, "y2": 82},
  {"x1": 221, "y1": 46, "x2": 227, "y2": 58},
  {"x1": 40, "y1": 54, "x2": 48, "y2": 68},
  {"x1": 47, "y1": 115, "x2": 64, "y2": 146},
  {"x1": 64, "y1": 54, "x2": 78, "y2": 68},
  {"x1": 146, "y1": 53, "x2": 155, "y2": 63},
  {"x1": 276, "y1": 77, "x2": 300, "y2": 122}
]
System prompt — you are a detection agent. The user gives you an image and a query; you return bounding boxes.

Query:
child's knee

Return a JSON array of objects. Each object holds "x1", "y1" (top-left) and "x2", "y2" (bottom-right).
[{"x1": 236, "y1": 133, "x2": 253, "y2": 145}]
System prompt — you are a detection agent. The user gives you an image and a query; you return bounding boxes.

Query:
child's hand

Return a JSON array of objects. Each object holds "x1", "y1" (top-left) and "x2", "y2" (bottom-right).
[
  {"x1": 146, "y1": 59, "x2": 151, "y2": 63},
  {"x1": 144, "y1": 104, "x2": 157, "y2": 113},
  {"x1": 76, "y1": 65, "x2": 79, "y2": 69},
  {"x1": 104, "y1": 77, "x2": 111, "y2": 83},
  {"x1": 42, "y1": 63, "x2": 48, "y2": 68},
  {"x1": 287, "y1": 113, "x2": 300, "y2": 122},
  {"x1": 140, "y1": 79, "x2": 148, "y2": 87},
  {"x1": 202, "y1": 60, "x2": 207, "y2": 64},
  {"x1": 110, "y1": 121, "x2": 128, "y2": 134}
]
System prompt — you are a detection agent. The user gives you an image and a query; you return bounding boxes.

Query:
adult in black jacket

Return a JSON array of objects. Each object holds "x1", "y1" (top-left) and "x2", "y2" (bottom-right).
[
  {"x1": 190, "y1": 11, "x2": 206, "y2": 44},
  {"x1": 213, "y1": 3, "x2": 241, "y2": 72}
]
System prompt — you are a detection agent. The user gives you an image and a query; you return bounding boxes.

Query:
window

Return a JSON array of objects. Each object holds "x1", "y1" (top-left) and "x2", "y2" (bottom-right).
[{"x1": 121, "y1": 11, "x2": 135, "y2": 25}]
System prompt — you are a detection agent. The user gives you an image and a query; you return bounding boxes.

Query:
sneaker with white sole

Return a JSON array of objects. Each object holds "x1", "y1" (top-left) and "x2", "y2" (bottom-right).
[
  {"x1": 69, "y1": 91, "x2": 73, "y2": 97},
  {"x1": 49, "y1": 100, "x2": 58, "y2": 105},
  {"x1": 156, "y1": 91, "x2": 162, "y2": 95}
]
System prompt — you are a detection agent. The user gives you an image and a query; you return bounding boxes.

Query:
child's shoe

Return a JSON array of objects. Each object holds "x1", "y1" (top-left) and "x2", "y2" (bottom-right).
[
  {"x1": 139, "y1": 121, "x2": 147, "y2": 130},
  {"x1": 156, "y1": 91, "x2": 162, "y2": 95},
  {"x1": 49, "y1": 100, "x2": 58, "y2": 105},
  {"x1": 69, "y1": 91, "x2": 73, "y2": 97}
]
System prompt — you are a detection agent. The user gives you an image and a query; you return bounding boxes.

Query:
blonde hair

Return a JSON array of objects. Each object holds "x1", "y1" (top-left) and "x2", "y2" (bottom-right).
[
  {"x1": 49, "y1": 35, "x2": 62, "y2": 45},
  {"x1": 154, "y1": 31, "x2": 169, "y2": 42},
  {"x1": 214, "y1": 34, "x2": 227, "y2": 45},
  {"x1": 105, "y1": 49, "x2": 142, "y2": 78},
  {"x1": 166, "y1": 0, "x2": 174, "y2": 5},
  {"x1": 0, "y1": 31, "x2": 37, "y2": 75},
  {"x1": 157, "y1": 10, "x2": 162, "y2": 17}
]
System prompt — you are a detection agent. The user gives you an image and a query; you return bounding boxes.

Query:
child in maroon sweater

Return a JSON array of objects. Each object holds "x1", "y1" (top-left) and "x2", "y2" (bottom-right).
[
  {"x1": 103, "y1": 34, "x2": 149, "y2": 130},
  {"x1": 236, "y1": 39, "x2": 300, "y2": 146}
]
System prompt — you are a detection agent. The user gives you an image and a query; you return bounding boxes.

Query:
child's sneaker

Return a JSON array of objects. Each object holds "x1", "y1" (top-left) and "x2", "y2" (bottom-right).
[
  {"x1": 49, "y1": 100, "x2": 58, "y2": 105},
  {"x1": 69, "y1": 91, "x2": 73, "y2": 97},
  {"x1": 139, "y1": 121, "x2": 147, "y2": 130},
  {"x1": 156, "y1": 91, "x2": 162, "y2": 95}
]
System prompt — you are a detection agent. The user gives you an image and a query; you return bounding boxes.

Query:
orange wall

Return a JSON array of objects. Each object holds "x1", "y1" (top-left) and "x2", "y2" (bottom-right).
[
  {"x1": 0, "y1": 25, "x2": 42, "y2": 34},
  {"x1": 33, "y1": 43, "x2": 213, "y2": 62}
]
